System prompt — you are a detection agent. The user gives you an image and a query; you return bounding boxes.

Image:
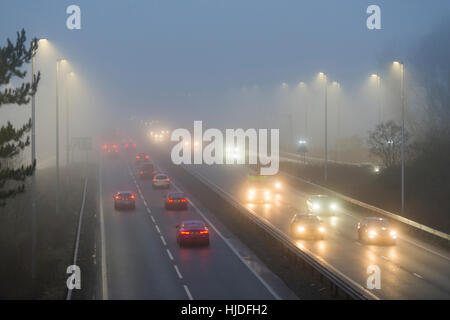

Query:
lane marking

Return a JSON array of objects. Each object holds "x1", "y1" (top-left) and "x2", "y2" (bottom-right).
[
  {"x1": 174, "y1": 265, "x2": 183, "y2": 279},
  {"x1": 413, "y1": 273, "x2": 423, "y2": 279},
  {"x1": 166, "y1": 249, "x2": 174, "y2": 261},
  {"x1": 147, "y1": 207, "x2": 152, "y2": 214},
  {"x1": 184, "y1": 285, "x2": 193, "y2": 300},
  {"x1": 98, "y1": 159, "x2": 109, "y2": 300},
  {"x1": 160, "y1": 235, "x2": 167, "y2": 246},
  {"x1": 155, "y1": 225, "x2": 161, "y2": 234},
  {"x1": 143, "y1": 200, "x2": 148, "y2": 207},
  {"x1": 150, "y1": 216, "x2": 156, "y2": 223}
]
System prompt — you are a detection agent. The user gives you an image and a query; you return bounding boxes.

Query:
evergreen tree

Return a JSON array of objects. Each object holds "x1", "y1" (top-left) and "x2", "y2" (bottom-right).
[{"x1": 0, "y1": 29, "x2": 40, "y2": 206}]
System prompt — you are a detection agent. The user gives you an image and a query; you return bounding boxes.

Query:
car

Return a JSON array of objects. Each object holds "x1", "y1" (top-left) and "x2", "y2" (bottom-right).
[
  {"x1": 357, "y1": 217, "x2": 397, "y2": 245},
  {"x1": 306, "y1": 195, "x2": 339, "y2": 215},
  {"x1": 176, "y1": 220, "x2": 210, "y2": 247},
  {"x1": 152, "y1": 173, "x2": 170, "y2": 189},
  {"x1": 113, "y1": 191, "x2": 136, "y2": 210},
  {"x1": 165, "y1": 192, "x2": 188, "y2": 210},
  {"x1": 290, "y1": 214, "x2": 326, "y2": 239},
  {"x1": 139, "y1": 163, "x2": 156, "y2": 179},
  {"x1": 135, "y1": 152, "x2": 150, "y2": 165},
  {"x1": 102, "y1": 143, "x2": 119, "y2": 158},
  {"x1": 245, "y1": 175, "x2": 282, "y2": 204}
]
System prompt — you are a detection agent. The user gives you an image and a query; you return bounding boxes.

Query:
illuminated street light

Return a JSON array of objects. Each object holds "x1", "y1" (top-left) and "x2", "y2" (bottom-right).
[
  {"x1": 56, "y1": 58, "x2": 67, "y2": 216},
  {"x1": 393, "y1": 61, "x2": 406, "y2": 214},
  {"x1": 318, "y1": 72, "x2": 328, "y2": 181}
]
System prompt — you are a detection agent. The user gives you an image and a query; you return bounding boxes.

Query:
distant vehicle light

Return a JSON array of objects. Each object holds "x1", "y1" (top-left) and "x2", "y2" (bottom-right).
[
  {"x1": 145, "y1": 155, "x2": 150, "y2": 159},
  {"x1": 199, "y1": 230, "x2": 208, "y2": 234},
  {"x1": 297, "y1": 226, "x2": 305, "y2": 233},
  {"x1": 249, "y1": 189, "x2": 255, "y2": 195},
  {"x1": 368, "y1": 230, "x2": 377, "y2": 238},
  {"x1": 318, "y1": 227, "x2": 325, "y2": 233},
  {"x1": 275, "y1": 183, "x2": 281, "y2": 189},
  {"x1": 390, "y1": 231, "x2": 397, "y2": 238},
  {"x1": 136, "y1": 155, "x2": 140, "y2": 159},
  {"x1": 312, "y1": 203, "x2": 320, "y2": 210},
  {"x1": 330, "y1": 203, "x2": 338, "y2": 211},
  {"x1": 140, "y1": 171, "x2": 143, "y2": 174},
  {"x1": 130, "y1": 195, "x2": 135, "y2": 199},
  {"x1": 180, "y1": 231, "x2": 190, "y2": 235}
]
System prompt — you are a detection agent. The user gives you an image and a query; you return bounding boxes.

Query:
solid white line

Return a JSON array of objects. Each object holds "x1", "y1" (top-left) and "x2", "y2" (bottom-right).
[
  {"x1": 169, "y1": 178, "x2": 282, "y2": 300},
  {"x1": 160, "y1": 235, "x2": 167, "y2": 246},
  {"x1": 166, "y1": 249, "x2": 174, "y2": 261},
  {"x1": 66, "y1": 177, "x2": 88, "y2": 300},
  {"x1": 183, "y1": 285, "x2": 193, "y2": 300},
  {"x1": 174, "y1": 265, "x2": 183, "y2": 279},
  {"x1": 413, "y1": 272, "x2": 423, "y2": 279},
  {"x1": 98, "y1": 160, "x2": 108, "y2": 300},
  {"x1": 155, "y1": 225, "x2": 161, "y2": 234}
]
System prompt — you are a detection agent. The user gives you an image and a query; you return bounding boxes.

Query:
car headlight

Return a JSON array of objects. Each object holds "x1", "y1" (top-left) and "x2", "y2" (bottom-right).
[
  {"x1": 368, "y1": 230, "x2": 377, "y2": 238},
  {"x1": 297, "y1": 226, "x2": 305, "y2": 233},
  {"x1": 264, "y1": 190, "x2": 270, "y2": 195},
  {"x1": 312, "y1": 203, "x2": 321, "y2": 210},
  {"x1": 330, "y1": 203, "x2": 338, "y2": 211},
  {"x1": 275, "y1": 183, "x2": 281, "y2": 189},
  {"x1": 248, "y1": 195, "x2": 254, "y2": 200},
  {"x1": 390, "y1": 231, "x2": 397, "y2": 238},
  {"x1": 318, "y1": 227, "x2": 325, "y2": 233},
  {"x1": 249, "y1": 189, "x2": 255, "y2": 195}
]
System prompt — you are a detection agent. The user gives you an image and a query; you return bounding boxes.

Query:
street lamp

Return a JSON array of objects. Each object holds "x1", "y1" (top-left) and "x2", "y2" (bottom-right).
[
  {"x1": 66, "y1": 72, "x2": 75, "y2": 168},
  {"x1": 393, "y1": 61, "x2": 405, "y2": 214},
  {"x1": 30, "y1": 37, "x2": 47, "y2": 280},
  {"x1": 56, "y1": 58, "x2": 67, "y2": 215},
  {"x1": 318, "y1": 72, "x2": 328, "y2": 181},
  {"x1": 332, "y1": 81, "x2": 341, "y2": 161},
  {"x1": 370, "y1": 74, "x2": 382, "y2": 123}
]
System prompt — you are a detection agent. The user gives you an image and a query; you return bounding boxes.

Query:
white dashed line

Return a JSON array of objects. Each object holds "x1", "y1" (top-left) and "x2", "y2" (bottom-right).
[
  {"x1": 143, "y1": 200, "x2": 148, "y2": 207},
  {"x1": 413, "y1": 273, "x2": 423, "y2": 279},
  {"x1": 166, "y1": 249, "x2": 174, "y2": 261},
  {"x1": 150, "y1": 216, "x2": 155, "y2": 223},
  {"x1": 174, "y1": 265, "x2": 183, "y2": 279},
  {"x1": 147, "y1": 207, "x2": 152, "y2": 214},
  {"x1": 183, "y1": 285, "x2": 193, "y2": 300},
  {"x1": 160, "y1": 235, "x2": 167, "y2": 246},
  {"x1": 155, "y1": 225, "x2": 161, "y2": 234}
]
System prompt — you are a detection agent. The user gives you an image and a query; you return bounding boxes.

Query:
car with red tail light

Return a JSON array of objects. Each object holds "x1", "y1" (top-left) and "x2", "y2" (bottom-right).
[
  {"x1": 113, "y1": 191, "x2": 136, "y2": 210},
  {"x1": 152, "y1": 173, "x2": 170, "y2": 189},
  {"x1": 165, "y1": 192, "x2": 188, "y2": 210},
  {"x1": 176, "y1": 220, "x2": 210, "y2": 247}
]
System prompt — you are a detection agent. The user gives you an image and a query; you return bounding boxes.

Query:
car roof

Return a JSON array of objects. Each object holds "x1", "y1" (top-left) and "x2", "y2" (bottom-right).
[
  {"x1": 168, "y1": 192, "x2": 184, "y2": 197},
  {"x1": 182, "y1": 220, "x2": 205, "y2": 227},
  {"x1": 294, "y1": 214, "x2": 321, "y2": 220},
  {"x1": 117, "y1": 191, "x2": 133, "y2": 194},
  {"x1": 310, "y1": 195, "x2": 328, "y2": 199},
  {"x1": 362, "y1": 217, "x2": 387, "y2": 222},
  {"x1": 155, "y1": 173, "x2": 167, "y2": 177}
]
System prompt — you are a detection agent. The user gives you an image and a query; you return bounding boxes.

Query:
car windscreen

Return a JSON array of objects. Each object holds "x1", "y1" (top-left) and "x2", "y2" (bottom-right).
[
  {"x1": 183, "y1": 222, "x2": 205, "y2": 229},
  {"x1": 155, "y1": 175, "x2": 167, "y2": 180},
  {"x1": 367, "y1": 220, "x2": 390, "y2": 228},
  {"x1": 296, "y1": 216, "x2": 320, "y2": 223},
  {"x1": 169, "y1": 193, "x2": 184, "y2": 199},
  {"x1": 142, "y1": 164, "x2": 154, "y2": 170}
]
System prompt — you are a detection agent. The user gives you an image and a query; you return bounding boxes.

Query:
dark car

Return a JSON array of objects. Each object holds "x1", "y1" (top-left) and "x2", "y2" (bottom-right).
[
  {"x1": 139, "y1": 163, "x2": 156, "y2": 179},
  {"x1": 306, "y1": 195, "x2": 339, "y2": 215},
  {"x1": 113, "y1": 191, "x2": 136, "y2": 210},
  {"x1": 357, "y1": 217, "x2": 397, "y2": 245},
  {"x1": 165, "y1": 192, "x2": 188, "y2": 210},
  {"x1": 103, "y1": 143, "x2": 119, "y2": 158},
  {"x1": 135, "y1": 153, "x2": 150, "y2": 165},
  {"x1": 290, "y1": 214, "x2": 326, "y2": 239},
  {"x1": 176, "y1": 220, "x2": 210, "y2": 247}
]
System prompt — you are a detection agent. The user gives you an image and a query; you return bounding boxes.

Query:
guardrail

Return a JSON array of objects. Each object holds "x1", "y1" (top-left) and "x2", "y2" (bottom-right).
[
  {"x1": 181, "y1": 164, "x2": 378, "y2": 300},
  {"x1": 276, "y1": 169, "x2": 450, "y2": 243}
]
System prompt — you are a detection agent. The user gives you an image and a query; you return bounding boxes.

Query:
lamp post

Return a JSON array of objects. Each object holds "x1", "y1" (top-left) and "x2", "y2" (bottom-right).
[
  {"x1": 56, "y1": 58, "x2": 67, "y2": 215},
  {"x1": 30, "y1": 37, "x2": 47, "y2": 280},
  {"x1": 332, "y1": 81, "x2": 340, "y2": 161},
  {"x1": 319, "y1": 72, "x2": 328, "y2": 181},
  {"x1": 393, "y1": 61, "x2": 405, "y2": 214},
  {"x1": 66, "y1": 72, "x2": 75, "y2": 168}
]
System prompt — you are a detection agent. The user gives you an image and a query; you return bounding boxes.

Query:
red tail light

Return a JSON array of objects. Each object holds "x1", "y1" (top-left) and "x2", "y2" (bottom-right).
[
  {"x1": 115, "y1": 196, "x2": 119, "y2": 200},
  {"x1": 115, "y1": 149, "x2": 118, "y2": 152},
  {"x1": 166, "y1": 178, "x2": 170, "y2": 182},
  {"x1": 113, "y1": 144, "x2": 117, "y2": 148},
  {"x1": 140, "y1": 171, "x2": 143, "y2": 174},
  {"x1": 130, "y1": 195, "x2": 135, "y2": 199},
  {"x1": 180, "y1": 231, "x2": 190, "y2": 235},
  {"x1": 181, "y1": 199, "x2": 187, "y2": 203},
  {"x1": 107, "y1": 150, "x2": 111, "y2": 153},
  {"x1": 133, "y1": 144, "x2": 136, "y2": 147},
  {"x1": 200, "y1": 230, "x2": 209, "y2": 234},
  {"x1": 153, "y1": 179, "x2": 157, "y2": 182},
  {"x1": 103, "y1": 144, "x2": 107, "y2": 149},
  {"x1": 136, "y1": 155, "x2": 140, "y2": 159},
  {"x1": 153, "y1": 170, "x2": 156, "y2": 174},
  {"x1": 125, "y1": 143, "x2": 128, "y2": 147},
  {"x1": 168, "y1": 199, "x2": 174, "y2": 203},
  {"x1": 145, "y1": 155, "x2": 150, "y2": 159}
]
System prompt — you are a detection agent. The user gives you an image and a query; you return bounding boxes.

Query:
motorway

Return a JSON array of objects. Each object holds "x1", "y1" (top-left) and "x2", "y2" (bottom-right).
[
  {"x1": 98, "y1": 152, "x2": 298, "y2": 300},
  {"x1": 179, "y1": 159, "x2": 450, "y2": 299}
]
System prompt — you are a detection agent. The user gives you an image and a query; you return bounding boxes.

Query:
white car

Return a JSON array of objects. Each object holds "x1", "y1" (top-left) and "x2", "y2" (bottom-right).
[{"x1": 152, "y1": 173, "x2": 170, "y2": 189}]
